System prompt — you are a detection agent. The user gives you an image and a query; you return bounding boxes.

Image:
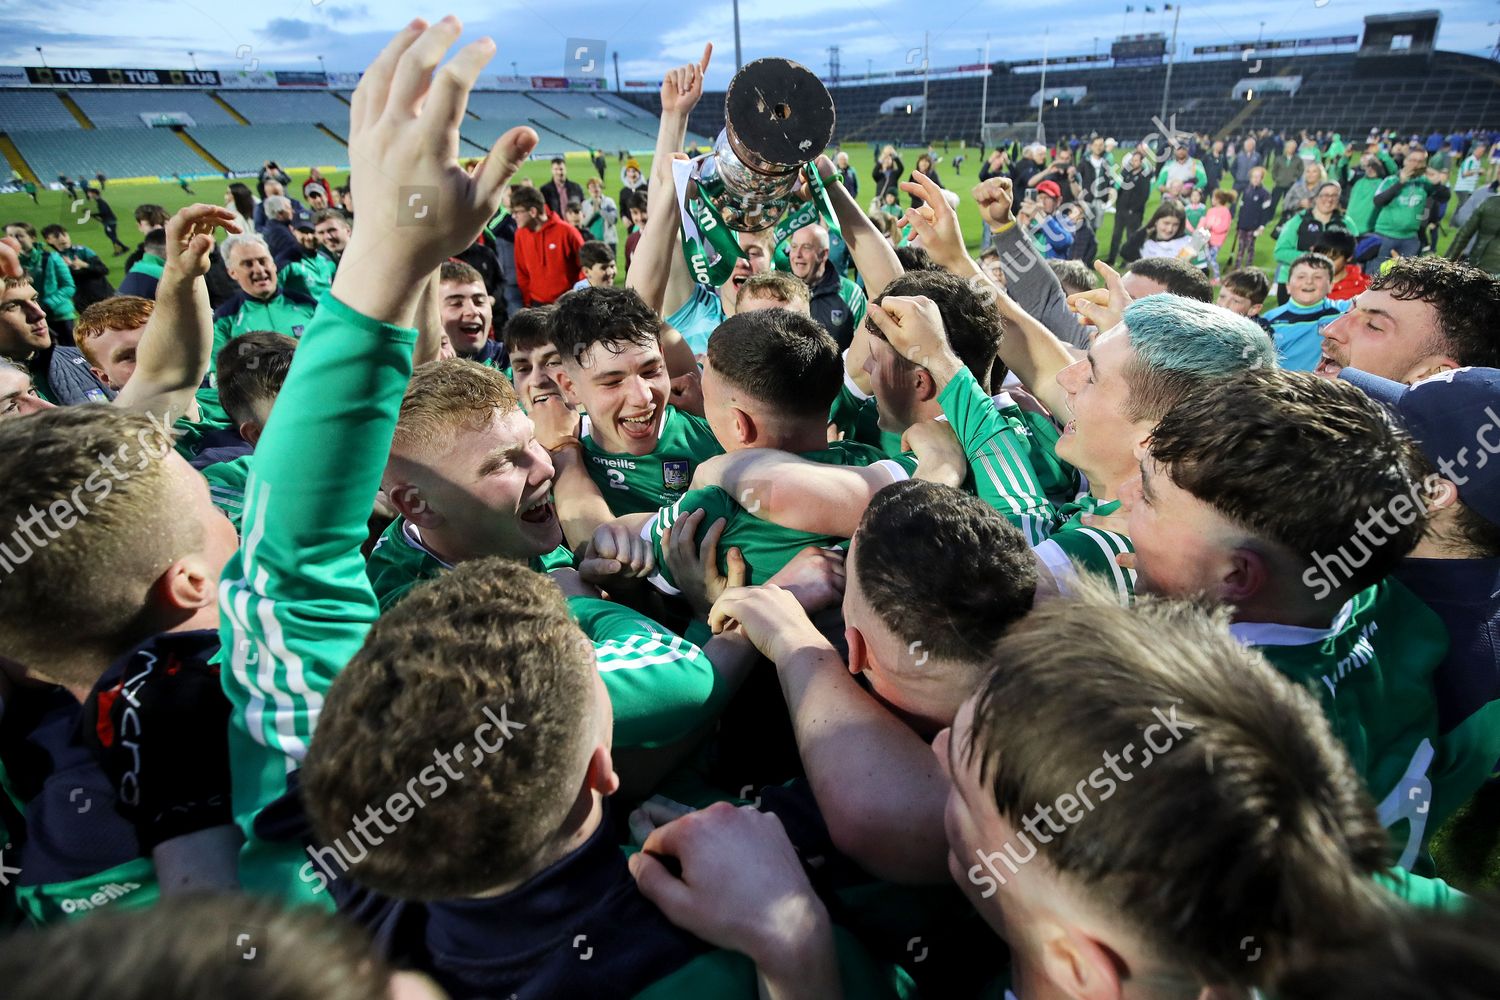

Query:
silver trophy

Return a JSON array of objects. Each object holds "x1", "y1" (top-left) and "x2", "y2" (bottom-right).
[{"x1": 691, "y1": 57, "x2": 836, "y2": 233}]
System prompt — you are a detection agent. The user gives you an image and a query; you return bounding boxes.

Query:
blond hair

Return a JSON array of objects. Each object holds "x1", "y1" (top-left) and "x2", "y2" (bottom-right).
[{"x1": 392, "y1": 358, "x2": 520, "y2": 455}]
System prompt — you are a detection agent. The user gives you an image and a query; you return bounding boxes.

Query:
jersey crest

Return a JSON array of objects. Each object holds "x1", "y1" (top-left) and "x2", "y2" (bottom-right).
[{"x1": 662, "y1": 460, "x2": 690, "y2": 491}]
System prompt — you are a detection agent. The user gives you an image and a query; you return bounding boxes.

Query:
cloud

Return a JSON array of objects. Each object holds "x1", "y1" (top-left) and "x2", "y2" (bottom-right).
[
  {"x1": 263, "y1": 18, "x2": 317, "y2": 42},
  {"x1": 321, "y1": 4, "x2": 370, "y2": 23}
]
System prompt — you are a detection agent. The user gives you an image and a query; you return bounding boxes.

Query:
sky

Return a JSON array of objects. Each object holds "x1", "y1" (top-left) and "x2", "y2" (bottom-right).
[{"x1": 3, "y1": 0, "x2": 1496, "y2": 86}]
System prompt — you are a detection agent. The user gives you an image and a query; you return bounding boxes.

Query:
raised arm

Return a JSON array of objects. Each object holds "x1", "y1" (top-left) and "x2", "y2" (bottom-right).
[
  {"x1": 818, "y1": 155, "x2": 902, "y2": 301},
  {"x1": 114, "y1": 204, "x2": 242, "y2": 423},
  {"x1": 218, "y1": 18, "x2": 536, "y2": 776},
  {"x1": 626, "y1": 44, "x2": 710, "y2": 317}
]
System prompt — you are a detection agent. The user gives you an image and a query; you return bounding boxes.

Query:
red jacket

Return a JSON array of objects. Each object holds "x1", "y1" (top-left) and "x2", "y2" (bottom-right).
[
  {"x1": 514, "y1": 215, "x2": 584, "y2": 305},
  {"x1": 1329, "y1": 264, "x2": 1371, "y2": 301}
]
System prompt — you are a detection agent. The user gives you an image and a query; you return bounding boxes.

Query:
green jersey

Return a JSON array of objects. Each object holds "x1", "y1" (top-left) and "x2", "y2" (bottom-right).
[
  {"x1": 364, "y1": 515, "x2": 572, "y2": 611},
  {"x1": 829, "y1": 374, "x2": 913, "y2": 458},
  {"x1": 1372, "y1": 177, "x2": 1439, "y2": 240},
  {"x1": 934, "y1": 366, "x2": 1056, "y2": 545},
  {"x1": 217, "y1": 294, "x2": 415, "y2": 906},
  {"x1": 1033, "y1": 495, "x2": 1136, "y2": 604},
  {"x1": 201, "y1": 453, "x2": 253, "y2": 532},
  {"x1": 642, "y1": 441, "x2": 917, "y2": 592},
  {"x1": 278, "y1": 251, "x2": 338, "y2": 302},
  {"x1": 1232, "y1": 580, "x2": 1456, "y2": 871},
  {"x1": 362, "y1": 522, "x2": 723, "y2": 750},
  {"x1": 210, "y1": 290, "x2": 318, "y2": 374},
  {"x1": 581, "y1": 405, "x2": 724, "y2": 515},
  {"x1": 170, "y1": 408, "x2": 234, "y2": 461}
]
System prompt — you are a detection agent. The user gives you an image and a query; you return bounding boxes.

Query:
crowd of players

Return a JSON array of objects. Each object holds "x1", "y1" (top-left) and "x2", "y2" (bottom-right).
[{"x1": 1, "y1": 18, "x2": 1499, "y2": 1000}]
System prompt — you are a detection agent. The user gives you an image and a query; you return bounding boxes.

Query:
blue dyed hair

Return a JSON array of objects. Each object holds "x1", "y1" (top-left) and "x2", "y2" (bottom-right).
[{"x1": 1119, "y1": 293, "x2": 1278, "y2": 421}]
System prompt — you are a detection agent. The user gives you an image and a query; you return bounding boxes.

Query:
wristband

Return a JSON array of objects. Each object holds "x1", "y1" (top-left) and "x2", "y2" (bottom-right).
[{"x1": 988, "y1": 219, "x2": 1017, "y2": 236}]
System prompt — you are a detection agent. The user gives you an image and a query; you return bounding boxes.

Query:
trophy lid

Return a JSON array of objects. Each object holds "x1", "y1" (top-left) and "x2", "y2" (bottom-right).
[{"x1": 723, "y1": 58, "x2": 836, "y2": 176}]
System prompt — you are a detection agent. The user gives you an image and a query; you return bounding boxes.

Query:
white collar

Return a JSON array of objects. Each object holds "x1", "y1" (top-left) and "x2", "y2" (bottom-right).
[
  {"x1": 1229, "y1": 599, "x2": 1355, "y2": 648},
  {"x1": 401, "y1": 519, "x2": 453, "y2": 570}
]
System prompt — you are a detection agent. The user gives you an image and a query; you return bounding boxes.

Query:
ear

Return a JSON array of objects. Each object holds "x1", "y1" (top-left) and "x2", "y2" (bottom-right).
[
  {"x1": 238, "y1": 421, "x2": 263, "y2": 448},
  {"x1": 1407, "y1": 357, "x2": 1461, "y2": 384},
  {"x1": 731, "y1": 406, "x2": 756, "y2": 447},
  {"x1": 388, "y1": 483, "x2": 442, "y2": 529},
  {"x1": 845, "y1": 624, "x2": 869, "y2": 676},
  {"x1": 553, "y1": 365, "x2": 585, "y2": 408},
  {"x1": 1249, "y1": 303, "x2": 1263, "y2": 317},
  {"x1": 585, "y1": 743, "x2": 619, "y2": 799},
  {"x1": 89, "y1": 365, "x2": 113, "y2": 389},
  {"x1": 153, "y1": 554, "x2": 218, "y2": 614},
  {"x1": 1038, "y1": 926, "x2": 1128, "y2": 1000},
  {"x1": 1423, "y1": 475, "x2": 1461, "y2": 514},
  {"x1": 1221, "y1": 546, "x2": 1270, "y2": 607},
  {"x1": 911, "y1": 366, "x2": 941, "y2": 404}
]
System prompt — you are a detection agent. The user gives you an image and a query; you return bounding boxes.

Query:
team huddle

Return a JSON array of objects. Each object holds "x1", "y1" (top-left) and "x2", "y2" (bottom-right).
[{"x1": 1, "y1": 18, "x2": 1499, "y2": 1000}]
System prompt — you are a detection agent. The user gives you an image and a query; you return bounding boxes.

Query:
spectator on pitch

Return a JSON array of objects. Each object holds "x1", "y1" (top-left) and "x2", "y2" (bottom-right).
[
  {"x1": 977, "y1": 148, "x2": 1009, "y2": 185},
  {"x1": 58, "y1": 174, "x2": 76, "y2": 199},
  {"x1": 1312, "y1": 231, "x2": 1371, "y2": 300},
  {"x1": 257, "y1": 159, "x2": 291, "y2": 193},
  {"x1": 1047, "y1": 258, "x2": 1096, "y2": 297},
  {"x1": 124, "y1": 203, "x2": 169, "y2": 272},
  {"x1": 1279, "y1": 161, "x2": 1327, "y2": 227},
  {"x1": 1447, "y1": 187, "x2": 1500, "y2": 276},
  {"x1": 5, "y1": 221, "x2": 77, "y2": 340},
  {"x1": 787, "y1": 222, "x2": 866, "y2": 350},
  {"x1": 1275, "y1": 181, "x2": 1351, "y2": 300},
  {"x1": 252, "y1": 178, "x2": 308, "y2": 231},
  {"x1": 618, "y1": 157, "x2": 647, "y2": 213},
  {"x1": 1119, "y1": 202, "x2": 1193, "y2": 264},
  {"x1": 623, "y1": 193, "x2": 648, "y2": 272},
  {"x1": 1062, "y1": 202, "x2": 1098, "y2": 266},
  {"x1": 0, "y1": 272, "x2": 110, "y2": 404},
  {"x1": 1455, "y1": 140, "x2": 1490, "y2": 212},
  {"x1": 1200, "y1": 189, "x2": 1235, "y2": 286},
  {"x1": 42, "y1": 223, "x2": 112, "y2": 311},
  {"x1": 173, "y1": 172, "x2": 195, "y2": 195},
  {"x1": 439, "y1": 259, "x2": 507, "y2": 369},
  {"x1": 1077, "y1": 136, "x2": 1113, "y2": 227},
  {"x1": 223, "y1": 182, "x2": 257, "y2": 240},
  {"x1": 212, "y1": 233, "x2": 317, "y2": 367},
  {"x1": 485, "y1": 183, "x2": 524, "y2": 314},
  {"x1": 1345, "y1": 154, "x2": 1390, "y2": 236},
  {"x1": 1217, "y1": 266, "x2": 1275, "y2": 338},
  {"x1": 117, "y1": 227, "x2": 167, "y2": 299},
  {"x1": 563, "y1": 199, "x2": 591, "y2": 244},
  {"x1": 1105, "y1": 149, "x2": 1151, "y2": 265},
  {"x1": 1155, "y1": 143, "x2": 1206, "y2": 197},
  {"x1": 591, "y1": 148, "x2": 607, "y2": 179},
  {"x1": 1370, "y1": 148, "x2": 1449, "y2": 262},
  {"x1": 572, "y1": 240, "x2": 617, "y2": 291},
  {"x1": 580, "y1": 177, "x2": 619, "y2": 249},
  {"x1": 906, "y1": 154, "x2": 943, "y2": 210},
  {"x1": 511, "y1": 185, "x2": 584, "y2": 306},
  {"x1": 1016, "y1": 179, "x2": 1073, "y2": 260},
  {"x1": 1230, "y1": 136, "x2": 1261, "y2": 193},
  {"x1": 280, "y1": 208, "x2": 350, "y2": 302},
  {"x1": 1261, "y1": 253, "x2": 1350, "y2": 370},
  {"x1": 872, "y1": 145, "x2": 905, "y2": 201},
  {"x1": 302, "y1": 166, "x2": 333, "y2": 205},
  {"x1": 835, "y1": 150, "x2": 858, "y2": 199},
  {"x1": 1233, "y1": 166, "x2": 1274, "y2": 270},
  {"x1": 541, "y1": 156, "x2": 585, "y2": 217},
  {"x1": 303, "y1": 185, "x2": 330, "y2": 216},
  {"x1": 1267, "y1": 137, "x2": 1304, "y2": 215},
  {"x1": 257, "y1": 194, "x2": 305, "y2": 268},
  {"x1": 292, "y1": 223, "x2": 317, "y2": 255},
  {"x1": 1201, "y1": 137, "x2": 1228, "y2": 193},
  {"x1": 83, "y1": 188, "x2": 130, "y2": 255},
  {"x1": 1010, "y1": 142, "x2": 1047, "y2": 191}
]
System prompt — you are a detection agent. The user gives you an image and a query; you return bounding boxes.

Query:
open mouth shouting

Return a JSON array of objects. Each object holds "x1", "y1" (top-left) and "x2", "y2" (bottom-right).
[{"x1": 618, "y1": 404, "x2": 659, "y2": 442}]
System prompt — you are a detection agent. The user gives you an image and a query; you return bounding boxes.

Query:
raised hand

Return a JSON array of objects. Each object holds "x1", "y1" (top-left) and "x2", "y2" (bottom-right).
[
  {"x1": 971, "y1": 175, "x2": 1015, "y2": 228},
  {"x1": 339, "y1": 17, "x2": 537, "y2": 311},
  {"x1": 898, "y1": 171, "x2": 966, "y2": 270},
  {"x1": 866, "y1": 293, "x2": 960, "y2": 382},
  {"x1": 660, "y1": 43, "x2": 712, "y2": 117},
  {"x1": 163, "y1": 203, "x2": 242, "y2": 278}
]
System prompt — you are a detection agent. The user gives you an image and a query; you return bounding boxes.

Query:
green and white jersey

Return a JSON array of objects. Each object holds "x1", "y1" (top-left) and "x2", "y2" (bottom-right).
[
  {"x1": 580, "y1": 405, "x2": 724, "y2": 516},
  {"x1": 1232, "y1": 579, "x2": 1456, "y2": 871},
  {"x1": 641, "y1": 441, "x2": 916, "y2": 592},
  {"x1": 567, "y1": 596, "x2": 734, "y2": 749},
  {"x1": 278, "y1": 251, "x2": 337, "y2": 303},
  {"x1": 1033, "y1": 495, "x2": 1136, "y2": 604},
  {"x1": 364, "y1": 515, "x2": 573, "y2": 612},
  {"x1": 935, "y1": 366, "x2": 1056, "y2": 546},
  {"x1": 201, "y1": 453, "x2": 253, "y2": 532},
  {"x1": 209, "y1": 290, "x2": 318, "y2": 375},
  {"x1": 217, "y1": 294, "x2": 416, "y2": 905}
]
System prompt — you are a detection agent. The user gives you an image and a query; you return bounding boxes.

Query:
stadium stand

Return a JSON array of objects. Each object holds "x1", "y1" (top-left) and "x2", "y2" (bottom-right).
[
  {"x1": 214, "y1": 90, "x2": 350, "y2": 125},
  {"x1": 9, "y1": 126, "x2": 210, "y2": 181},
  {"x1": 0, "y1": 90, "x2": 81, "y2": 131},
  {"x1": 189, "y1": 124, "x2": 349, "y2": 172},
  {"x1": 619, "y1": 49, "x2": 1500, "y2": 146},
  {"x1": 66, "y1": 88, "x2": 238, "y2": 128}
]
